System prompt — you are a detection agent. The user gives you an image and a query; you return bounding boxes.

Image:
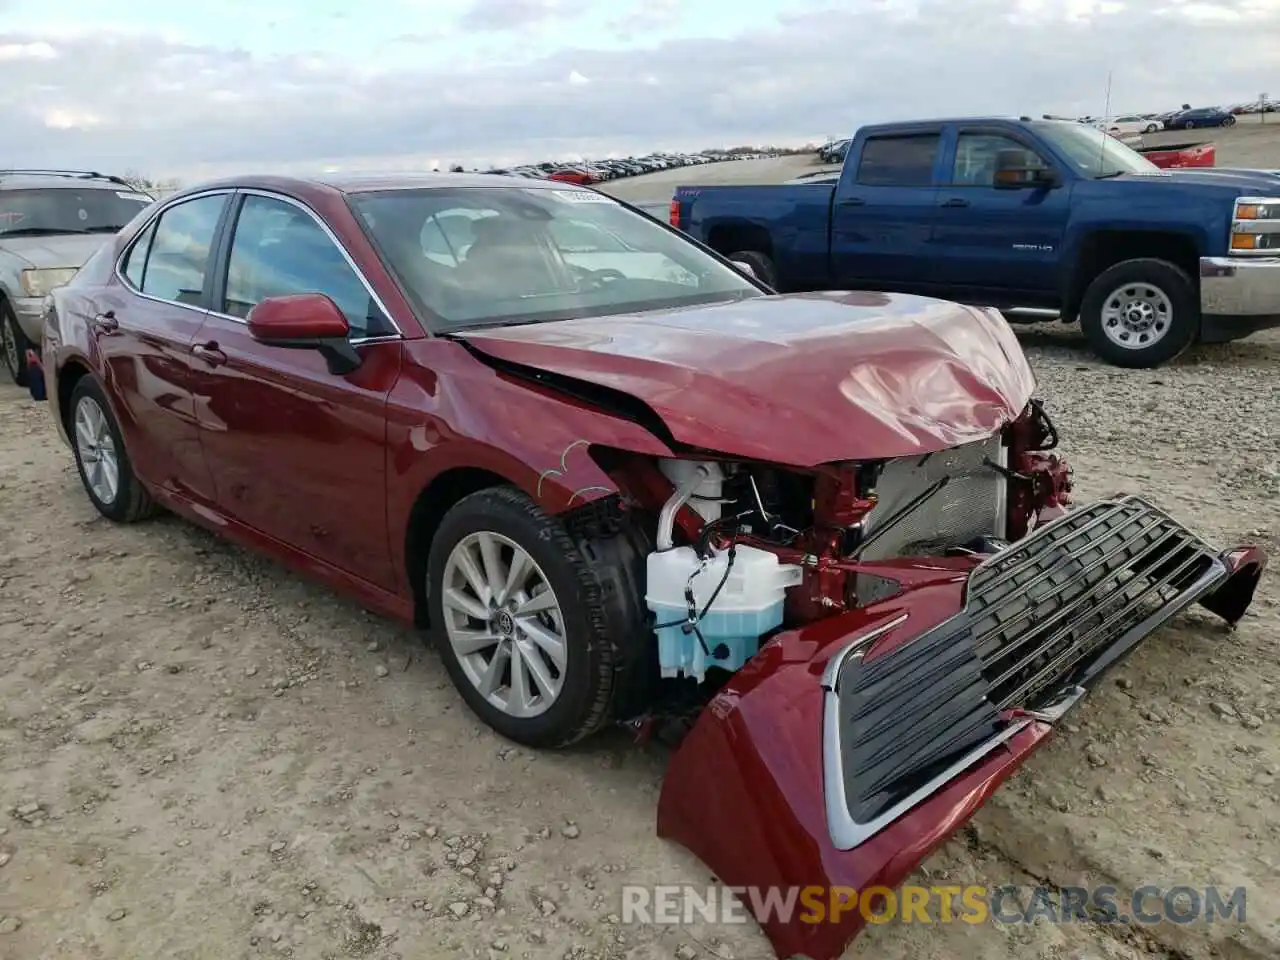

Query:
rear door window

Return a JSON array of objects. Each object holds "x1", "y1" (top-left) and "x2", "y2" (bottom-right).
[
  {"x1": 855, "y1": 134, "x2": 941, "y2": 187},
  {"x1": 137, "y1": 194, "x2": 228, "y2": 307}
]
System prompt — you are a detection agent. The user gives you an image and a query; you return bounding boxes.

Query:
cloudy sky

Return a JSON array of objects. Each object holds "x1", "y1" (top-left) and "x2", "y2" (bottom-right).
[{"x1": 0, "y1": 0, "x2": 1277, "y2": 180}]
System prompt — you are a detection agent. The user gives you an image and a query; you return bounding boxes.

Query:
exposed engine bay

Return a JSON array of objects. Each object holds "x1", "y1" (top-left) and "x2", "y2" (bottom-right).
[{"x1": 596, "y1": 398, "x2": 1073, "y2": 695}]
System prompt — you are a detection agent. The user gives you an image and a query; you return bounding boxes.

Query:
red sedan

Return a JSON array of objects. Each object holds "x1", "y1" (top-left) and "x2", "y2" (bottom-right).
[
  {"x1": 546, "y1": 167, "x2": 594, "y2": 185},
  {"x1": 42, "y1": 173, "x2": 1263, "y2": 960}
]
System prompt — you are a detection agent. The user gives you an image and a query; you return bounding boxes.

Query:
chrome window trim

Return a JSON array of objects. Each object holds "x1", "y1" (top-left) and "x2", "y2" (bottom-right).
[
  {"x1": 112, "y1": 187, "x2": 405, "y2": 343},
  {"x1": 112, "y1": 188, "x2": 236, "y2": 319}
]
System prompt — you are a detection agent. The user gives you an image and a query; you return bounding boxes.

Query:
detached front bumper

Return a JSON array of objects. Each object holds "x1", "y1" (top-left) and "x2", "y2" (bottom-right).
[
  {"x1": 1199, "y1": 256, "x2": 1280, "y2": 341},
  {"x1": 658, "y1": 496, "x2": 1264, "y2": 960}
]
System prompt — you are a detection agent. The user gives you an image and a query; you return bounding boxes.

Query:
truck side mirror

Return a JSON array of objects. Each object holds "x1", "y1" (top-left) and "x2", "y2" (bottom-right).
[{"x1": 993, "y1": 149, "x2": 1060, "y2": 189}]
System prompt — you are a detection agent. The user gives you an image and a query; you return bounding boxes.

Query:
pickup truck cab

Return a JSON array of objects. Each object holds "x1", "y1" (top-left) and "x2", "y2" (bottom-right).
[{"x1": 671, "y1": 117, "x2": 1280, "y2": 366}]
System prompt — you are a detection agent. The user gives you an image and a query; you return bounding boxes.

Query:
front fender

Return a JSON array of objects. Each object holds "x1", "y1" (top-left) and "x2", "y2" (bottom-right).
[{"x1": 387, "y1": 337, "x2": 675, "y2": 519}]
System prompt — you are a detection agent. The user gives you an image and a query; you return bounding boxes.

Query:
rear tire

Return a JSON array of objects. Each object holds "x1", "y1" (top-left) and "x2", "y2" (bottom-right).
[
  {"x1": 1078, "y1": 258, "x2": 1198, "y2": 368},
  {"x1": 68, "y1": 375, "x2": 159, "y2": 522},
  {"x1": 425, "y1": 488, "x2": 653, "y2": 749},
  {"x1": 2, "y1": 300, "x2": 29, "y2": 388},
  {"x1": 726, "y1": 249, "x2": 778, "y2": 288}
]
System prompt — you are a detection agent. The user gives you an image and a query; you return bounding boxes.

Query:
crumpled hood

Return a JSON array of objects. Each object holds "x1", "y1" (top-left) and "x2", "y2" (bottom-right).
[
  {"x1": 458, "y1": 291, "x2": 1036, "y2": 465},
  {"x1": 1, "y1": 234, "x2": 112, "y2": 270}
]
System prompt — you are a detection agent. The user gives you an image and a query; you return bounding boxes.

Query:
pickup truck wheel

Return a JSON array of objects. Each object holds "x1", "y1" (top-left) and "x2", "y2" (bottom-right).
[
  {"x1": 1223, "y1": 115, "x2": 1236, "y2": 127},
  {"x1": 2, "y1": 300, "x2": 29, "y2": 387},
  {"x1": 1183, "y1": 120, "x2": 1196, "y2": 129},
  {"x1": 426, "y1": 488, "x2": 651, "y2": 749},
  {"x1": 1079, "y1": 259, "x2": 1198, "y2": 368},
  {"x1": 726, "y1": 250, "x2": 777, "y2": 288}
]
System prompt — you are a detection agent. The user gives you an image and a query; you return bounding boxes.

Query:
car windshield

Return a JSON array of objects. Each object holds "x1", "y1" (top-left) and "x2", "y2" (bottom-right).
[
  {"x1": 349, "y1": 186, "x2": 762, "y2": 331},
  {"x1": 0, "y1": 187, "x2": 152, "y2": 238},
  {"x1": 1029, "y1": 121, "x2": 1160, "y2": 178}
]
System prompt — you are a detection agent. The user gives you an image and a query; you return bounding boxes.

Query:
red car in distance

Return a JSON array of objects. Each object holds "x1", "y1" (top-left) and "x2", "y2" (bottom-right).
[
  {"x1": 40, "y1": 172, "x2": 1264, "y2": 960},
  {"x1": 546, "y1": 167, "x2": 595, "y2": 184}
]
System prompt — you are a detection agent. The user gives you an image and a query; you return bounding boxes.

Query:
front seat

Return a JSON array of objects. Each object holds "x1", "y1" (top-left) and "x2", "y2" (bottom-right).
[{"x1": 460, "y1": 217, "x2": 563, "y2": 297}]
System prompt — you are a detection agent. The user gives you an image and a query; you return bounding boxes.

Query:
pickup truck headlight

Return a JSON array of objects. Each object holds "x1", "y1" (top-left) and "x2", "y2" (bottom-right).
[
  {"x1": 1230, "y1": 197, "x2": 1280, "y2": 254},
  {"x1": 19, "y1": 267, "x2": 78, "y2": 297}
]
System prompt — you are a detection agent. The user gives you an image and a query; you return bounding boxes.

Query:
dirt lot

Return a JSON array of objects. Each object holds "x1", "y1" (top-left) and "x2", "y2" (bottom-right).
[{"x1": 2, "y1": 127, "x2": 1280, "y2": 959}]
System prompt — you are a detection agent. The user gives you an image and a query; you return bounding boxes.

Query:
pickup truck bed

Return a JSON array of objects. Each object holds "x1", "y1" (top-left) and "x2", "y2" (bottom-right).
[{"x1": 670, "y1": 116, "x2": 1280, "y2": 368}]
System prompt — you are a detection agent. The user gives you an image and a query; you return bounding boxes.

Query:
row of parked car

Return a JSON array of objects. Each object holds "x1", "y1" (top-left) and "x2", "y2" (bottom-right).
[
  {"x1": 1084, "y1": 100, "x2": 1280, "y2": 132},
  {"x1": 465, "y1": 150, "x2": 763, "y2": 185}
]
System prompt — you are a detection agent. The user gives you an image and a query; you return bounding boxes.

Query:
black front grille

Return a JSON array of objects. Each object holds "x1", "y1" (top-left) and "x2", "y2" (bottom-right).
[
  {"x1": 968, "y1": 497, "x2": 1217, "y2": 710},
  {"x1": 831, "y1": 496, "x2": 1222, "y2": 828}
]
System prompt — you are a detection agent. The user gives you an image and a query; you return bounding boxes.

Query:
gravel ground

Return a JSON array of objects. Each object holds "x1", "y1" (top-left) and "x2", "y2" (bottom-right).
[{"x1": 2, "y1": 125, "x2": 1280, "y2": 959}]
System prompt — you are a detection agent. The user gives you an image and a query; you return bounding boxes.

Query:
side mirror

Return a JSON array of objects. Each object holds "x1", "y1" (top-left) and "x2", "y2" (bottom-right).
[
  {"x1": 993, "y1": 149, "x2": 1060, "y2": 190},
  {"x1": 730, "y1": 259, "x2": 756, "y2": 278},
  {"x1": 246, "y1": 293, "x2": 362, "y2": 375}
]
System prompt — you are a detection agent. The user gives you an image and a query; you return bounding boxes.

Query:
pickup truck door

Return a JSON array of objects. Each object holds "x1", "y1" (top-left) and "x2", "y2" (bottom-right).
[
  {"x1": 928, "y1": 127, "x2": 1071, "y2": 303},
  {"x1": 829, "y1": 130, "x2": 942, "y2": 288}
]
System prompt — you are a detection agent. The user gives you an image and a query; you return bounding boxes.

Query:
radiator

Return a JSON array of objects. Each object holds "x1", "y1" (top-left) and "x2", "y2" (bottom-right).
[{"x1": 857, "y1": 434, "x2": 1008, "y2": 560}]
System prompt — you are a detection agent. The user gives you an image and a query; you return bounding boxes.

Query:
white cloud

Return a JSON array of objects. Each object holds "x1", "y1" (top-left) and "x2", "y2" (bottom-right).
[
  {"x1": 568, "y1": 70, "x2": 590, "y2": 85},
  {"x1": 0, "y1": 0, "x2": 1276, "y2": 177},
  {"x1": 40, "y1": 107, "x2": 101, "y2": 129},
  {"x1": 0, "y1": 39, "x2": 55, "y2": 60}
]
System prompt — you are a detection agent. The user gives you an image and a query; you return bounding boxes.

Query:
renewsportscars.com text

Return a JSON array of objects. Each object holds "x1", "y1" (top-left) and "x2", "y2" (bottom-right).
[{"x1": 621, "y1": 883, "x2": 1247, "y2": 926}]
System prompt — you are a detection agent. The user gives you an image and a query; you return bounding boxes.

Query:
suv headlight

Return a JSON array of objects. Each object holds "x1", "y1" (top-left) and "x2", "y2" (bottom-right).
[
  {"x1": 1230, "y1": 197, "x2": 1280, "y2": 254},
  {"x1": 19, "y1": 267, "x2": 78, "y2": 297}
]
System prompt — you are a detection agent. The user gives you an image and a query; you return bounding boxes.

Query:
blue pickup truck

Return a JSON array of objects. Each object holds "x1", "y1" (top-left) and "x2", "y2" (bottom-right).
[{"x1": 669, "y1": 117, "x2": 1280, "y2": 367}]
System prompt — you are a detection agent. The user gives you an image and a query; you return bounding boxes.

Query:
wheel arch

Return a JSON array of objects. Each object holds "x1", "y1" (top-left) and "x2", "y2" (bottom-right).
[
  {"x1": 1063, "y1": 229, "x2": 1202, "y2": 323},
  {"x1": 704, "y1": 218, "x2": 774, "y2": 259},
  {"x1": 404, "y1": 465, "x2": 518, "y2": 628},
  {"x1": 57, "y1": 355, "x2": 95, "y2": 438}
]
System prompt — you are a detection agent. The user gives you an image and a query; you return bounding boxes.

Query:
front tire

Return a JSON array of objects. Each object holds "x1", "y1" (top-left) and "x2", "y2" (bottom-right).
[
  {"x1": 1078, "y1": 258, "x2": 1199, "y2": 368},
  {"x1": 68, "y1": 375, "x2": 158, "y2": 522},
  {"x1": 1223, "y1": 115, "x2": 1236, "y2": 126},
  {"x1": 1, "y1": 300, "x2": 29, "y2": 387},
  {"x1": 426, "y1": 488, "x2": 651, "y2": 748}
]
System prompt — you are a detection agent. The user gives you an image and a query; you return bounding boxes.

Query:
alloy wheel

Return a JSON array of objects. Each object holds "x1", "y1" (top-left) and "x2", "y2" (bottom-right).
[
  {"x1": 440, "y1": 531, "x2": 568, "y2": 719},
  {"x1": 74, "y1": 395, "x2": 121, "y2": 505}
]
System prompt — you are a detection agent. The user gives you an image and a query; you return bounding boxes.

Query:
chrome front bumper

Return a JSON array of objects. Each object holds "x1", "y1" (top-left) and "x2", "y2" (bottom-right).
[{"x1": 11, "y1": 295, "x2": 45, "y2": 342}]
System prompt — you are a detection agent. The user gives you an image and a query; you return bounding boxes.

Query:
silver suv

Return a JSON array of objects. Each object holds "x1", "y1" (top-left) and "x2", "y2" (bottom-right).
[{"x1": 1, "y1": 170, "x2": 154, "y2": 385}]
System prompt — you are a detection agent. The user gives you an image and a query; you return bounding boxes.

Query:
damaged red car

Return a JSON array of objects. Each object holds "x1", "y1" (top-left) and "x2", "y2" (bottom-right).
[{"x1": 43, "y1": 173, "x2": 1265, "y2": 960}]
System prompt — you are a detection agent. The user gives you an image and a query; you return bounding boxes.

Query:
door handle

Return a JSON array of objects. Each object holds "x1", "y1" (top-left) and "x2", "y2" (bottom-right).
[
  {"x1": 940, "y1": 197, "x2": 970, "y2": 208},
  {"x1": 191, "y1": 341, "x2": 228, "y2": 367},
  {"x1": 838, "y1": 197, "x2": 866, "y2": 206},
  {"x1": 91, "y1": 310, "x2": 118, "y2": 333}
]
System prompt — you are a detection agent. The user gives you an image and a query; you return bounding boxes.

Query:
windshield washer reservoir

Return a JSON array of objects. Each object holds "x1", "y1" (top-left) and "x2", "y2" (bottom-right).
[{"x1": 646, "y1": 544, "x2": 803, "y2": 682}]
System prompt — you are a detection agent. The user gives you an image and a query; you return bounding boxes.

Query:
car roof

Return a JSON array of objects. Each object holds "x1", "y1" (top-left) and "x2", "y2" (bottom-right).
[
  {"x1": 157, "y1": 171, "x2": 606, "y2": 207},
  {"x1": 0, "y1": 169, "x2": 136, "y2": 191},
  {"x1": 161, "y1": 171, "x2": 599, "y2": 204}
]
